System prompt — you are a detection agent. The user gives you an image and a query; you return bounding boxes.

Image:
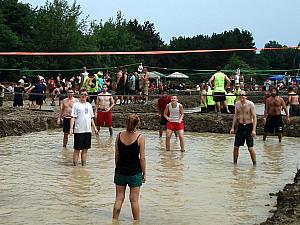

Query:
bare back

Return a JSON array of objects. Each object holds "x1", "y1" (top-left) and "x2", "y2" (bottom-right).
[{"x1": 288, "y1": 92, "x2": 299, "y2": 105}]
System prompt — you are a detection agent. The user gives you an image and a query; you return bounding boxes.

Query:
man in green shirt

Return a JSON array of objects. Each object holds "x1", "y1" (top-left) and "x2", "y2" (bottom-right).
[{"x1": 208, "y1": 66, "x2": 231, "y2": 113}]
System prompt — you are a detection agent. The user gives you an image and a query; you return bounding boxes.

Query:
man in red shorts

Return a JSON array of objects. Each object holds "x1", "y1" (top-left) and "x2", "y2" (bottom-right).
[
  {"x1": 95, "y1": 84, "x2": 115, "y2": 136},
  {"x1": 164, "y1": 95, "x2": 185, "y2": 152}
]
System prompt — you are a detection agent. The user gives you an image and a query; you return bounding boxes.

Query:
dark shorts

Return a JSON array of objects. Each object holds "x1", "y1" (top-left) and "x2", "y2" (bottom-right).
[
  {"x1": 228, "y1": 105, "x2": 235, "y2": 114},
  {"x1": 114, "y1": 173, "x2": 143, "y2": 187},
  {"x1": 160, "y1": 116, "x2": 168, "y2": 126},
  {"x1": 74, "y1": 132, "x2": 92, "y2": 150},
  {"x1": 213, "y1": 92, "x2": 226, "y2": 102},
  {"x1": 234, "y1": 123, "x2": 254, "y2": 147},
  {"x1": 89, "y1": 92, "x2": 98, "y2": 103},
  {"x1": 63, "y1": 117, "x2": 71, "y2": 134},
  {"x1": 29, "y1": 93, "x2": 35, "y2": 102},
  {"x1": 289, "y1": 105, "x2": 300, "y2": 116},
  {"x1": 36, "y1": 95, "x2": 44, "y2": 105},
  {"x1": 116, "y1": 87, "x2": 125, "y2": 95},
  {"x1": 264, "y1": 115, "x2": 283, "y2": 133},
  {"x1": 13, "y1": 98, "x2": 23, "y2": 107},
  {"x1": 207, "y1": 105, "x2": 215, "y2": 112}
]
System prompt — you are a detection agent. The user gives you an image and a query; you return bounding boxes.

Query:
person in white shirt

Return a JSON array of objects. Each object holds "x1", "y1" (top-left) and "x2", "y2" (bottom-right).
[
  {"x1": 69, "y1": 89, "x2": 98, "y2": 166},
  {"x1": 164, "y1": 95, "x2": 185, "y2": 152}
]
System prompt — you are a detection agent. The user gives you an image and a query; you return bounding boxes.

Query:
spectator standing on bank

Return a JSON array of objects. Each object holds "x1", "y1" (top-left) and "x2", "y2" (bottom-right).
[
  {"x1": 13, "y1": 81, "x2": 25, "y2": 107},
  {"x1": 0, "y1": 82, "x2": 6, "y2": 107},
  {"x1": 287, "y1": 86, "x2": 300, "y2": 116}
]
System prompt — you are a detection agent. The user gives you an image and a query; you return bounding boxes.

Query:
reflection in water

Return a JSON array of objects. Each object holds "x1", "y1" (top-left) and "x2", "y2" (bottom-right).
[{"x1": 0, "y1": 129, "x2": 300, "y2": 225}]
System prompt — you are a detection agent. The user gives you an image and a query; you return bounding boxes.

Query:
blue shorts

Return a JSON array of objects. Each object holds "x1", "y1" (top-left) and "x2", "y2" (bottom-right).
[{"x1": 114, "y1": 173, "x2": 142, "y2": 187}]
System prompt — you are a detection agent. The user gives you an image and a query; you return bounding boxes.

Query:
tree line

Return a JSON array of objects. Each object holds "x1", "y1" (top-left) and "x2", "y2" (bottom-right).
[{"x1": 0, "y1": 0, "x2": 299, "y2": 83}]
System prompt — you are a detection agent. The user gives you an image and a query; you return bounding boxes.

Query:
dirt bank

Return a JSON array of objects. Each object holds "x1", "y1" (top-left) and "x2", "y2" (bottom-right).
[
  {"x1": 260, "y1": 170, "x2": 300, "y2": 225},
  {"x1": 1, "y1": 98, "x2": 299, "y2": 137}
]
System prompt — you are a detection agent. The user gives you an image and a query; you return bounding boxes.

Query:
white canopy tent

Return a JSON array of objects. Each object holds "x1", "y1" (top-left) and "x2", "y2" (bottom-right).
[
  {"x1": 148, "y1": 71, "x2": 166, "y2": 79},
  {"x1": 166, "y1": 72, "x2": 189, "y2": 79}
]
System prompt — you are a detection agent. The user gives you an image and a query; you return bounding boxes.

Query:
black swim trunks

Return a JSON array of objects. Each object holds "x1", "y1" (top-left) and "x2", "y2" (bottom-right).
[
  {"x1": 289, "y1": 105, "x2": 300, "y2": 116},
  {"x1": 234, "y1": 123, "x2": 254, "y2": 147},
  {"x1": 213, "y1": 92, "x2": 226, "y2": 102},
  {"x1": 63, "y1": 117, "x2": 71, "y2": 134},
  {"x1": 264, "y1": 115, "x2": 283, "y2": 133},
  {"x1": 74, "y1": 132, "x2": 92, "y2": 150},
  {"x1": 160, "y1": 116, "x2": 168, "y2": 126}
]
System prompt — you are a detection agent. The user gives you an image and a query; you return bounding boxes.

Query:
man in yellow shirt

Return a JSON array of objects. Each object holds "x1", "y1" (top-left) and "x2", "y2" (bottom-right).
[{"x1": 209, "y1": 66, "x2": 231, "y2": 113}]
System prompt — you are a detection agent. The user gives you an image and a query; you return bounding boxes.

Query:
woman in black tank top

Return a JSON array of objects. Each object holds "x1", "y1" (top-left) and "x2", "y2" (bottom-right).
[{"x1": 113, "y1": 115, "x2": 146, "y2": 221}]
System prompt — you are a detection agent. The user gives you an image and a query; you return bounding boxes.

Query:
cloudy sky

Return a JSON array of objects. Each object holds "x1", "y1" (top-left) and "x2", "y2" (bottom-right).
[{"x1": 22, "y1": 0, "x2": 300, "y2": 48}]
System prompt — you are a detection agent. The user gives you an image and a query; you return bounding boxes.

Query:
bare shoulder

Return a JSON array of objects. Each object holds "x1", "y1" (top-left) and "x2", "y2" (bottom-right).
[
  {"x1": 138, "y1": 133, "x2": 145, "y2": 142},
  {"x1": 247, "y1": 100, "x2": 255, "y2": 107},
  {"x1": 235, "y1": 101, "x2": 241, "y2": 108}
]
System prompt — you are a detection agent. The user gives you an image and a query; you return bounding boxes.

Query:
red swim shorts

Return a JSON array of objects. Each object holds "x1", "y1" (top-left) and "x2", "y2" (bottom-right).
[
  {"x1": 166, "y1": 121, "x2": 184, "y2": 131},
  {"x1": 97, "y1": 111, "x2": 112, "y2": 127}
]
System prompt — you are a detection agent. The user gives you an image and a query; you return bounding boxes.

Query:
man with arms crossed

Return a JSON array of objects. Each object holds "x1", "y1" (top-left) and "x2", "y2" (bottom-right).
[
  {"x1": 95, "y1": 84, "x2": 115, "y2": 136},
  {"x1": 70, "y1": 89, "x2": 98, "y2": 166},
  {"x1": 263, "y1": 87, "x2": 290, "y2": 142},
  {"x1": 230, "y1": 90, "x2": 257, "y2": 166},
  {"x1": 57, "y1": 88, "x2": 78, "y2": 147}
]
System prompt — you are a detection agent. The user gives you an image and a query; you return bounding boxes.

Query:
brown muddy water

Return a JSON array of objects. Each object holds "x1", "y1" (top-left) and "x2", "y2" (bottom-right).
[{"x1": 0, "y1": 129, "x2": 299, "y2": 225}]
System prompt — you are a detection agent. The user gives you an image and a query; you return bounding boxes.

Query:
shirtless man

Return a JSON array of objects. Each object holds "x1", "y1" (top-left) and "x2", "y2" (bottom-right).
[
  {"x1": 230, "y1": 90, "x2": 257, "y2": 166},
  {"x1": 95, "y1": 84, "x2": 115, "y2": 136},
  {"x1": 263, "y1": 87, "x2": 290, "y2": 142},
  {"x1": 287, "y1": 86, "x2": 299, "y2": 116},
  {"x1": 57, "y1": 88, "x2": 78, "y2": 147}
]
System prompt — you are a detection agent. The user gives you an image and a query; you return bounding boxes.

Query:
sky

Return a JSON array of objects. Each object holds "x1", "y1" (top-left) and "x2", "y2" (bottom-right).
[{"x1": 22, "y1": 0, "x2": 300, "y2": 48}]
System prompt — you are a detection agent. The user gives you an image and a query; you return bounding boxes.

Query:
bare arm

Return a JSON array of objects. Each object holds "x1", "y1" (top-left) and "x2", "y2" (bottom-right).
[
  {"x1": 225, "y1": 76, "x2": 231, "y2": 89},
  {"x1": 138, "y1": 134, "x2": 146, "y2": 182},
  {"x1": 230, "y1": 103, "x2": 238, "y2": 133},
  {"x1": 26, "y1": 86, "x2": 35, "y2": 93},
  {"x1": 108, "y1": 96, "x2": 115, "y2": 111},
  {"x1": 208, "y1": 75, "x2": 214, "y2": 87},
  {"x1": 179, "y1": 104, "x2": 184, "y2": 122},
  {"x1": 251, "y1": 103, "x2": 257, "y2": 136},
  {"x1": 91, "y1": 117, "x2": 98, "y2": 134},
  {"x1": 287, "y1": 95, "x2": 292, "y2": 106},
  {"x1": 281, "y1": 98, "x2": 290, "y2": 122},
  {"x1": 69, "y1": 117, "x2": 75, "y2": 134},
  {"x1": 95, "y1": 96, "x2": 99, "y2": 117},
  {"x1": 57, "y1": 100, "x2": 65, "y2": 124}
]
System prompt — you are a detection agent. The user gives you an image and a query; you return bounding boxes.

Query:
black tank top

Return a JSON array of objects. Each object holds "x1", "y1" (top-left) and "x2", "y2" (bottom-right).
[
  {"x1": 117, "y1": 75, "x2": 125, "y2": 89},
  {"x1": 115, "y1": 133, "x2": 142, "y2": 176}
]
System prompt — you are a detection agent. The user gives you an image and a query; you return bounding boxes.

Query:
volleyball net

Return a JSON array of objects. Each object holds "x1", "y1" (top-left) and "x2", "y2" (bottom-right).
[{"x1": 0, "y1": 46, "x2": 299, "y2": 101}]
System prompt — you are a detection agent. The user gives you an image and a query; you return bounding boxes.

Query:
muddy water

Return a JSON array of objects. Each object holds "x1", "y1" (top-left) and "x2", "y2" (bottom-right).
[{"x1": 0, "y1": 129, "x2": 299, "y2": 225}]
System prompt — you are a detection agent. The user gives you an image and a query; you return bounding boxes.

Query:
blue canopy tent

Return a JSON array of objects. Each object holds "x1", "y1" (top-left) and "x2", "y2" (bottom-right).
[
  {"x1": 268, "y1": 75, "x2": 285, "y2": 81},
  {"x1": 292, "y1": 76, "x2": 300, "y2": 83}
]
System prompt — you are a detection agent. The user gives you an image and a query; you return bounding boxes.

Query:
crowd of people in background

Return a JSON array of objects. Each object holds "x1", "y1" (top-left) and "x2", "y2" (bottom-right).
[{"x1": 0, "y1": 65, "x2": 299, "y2": 118}]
